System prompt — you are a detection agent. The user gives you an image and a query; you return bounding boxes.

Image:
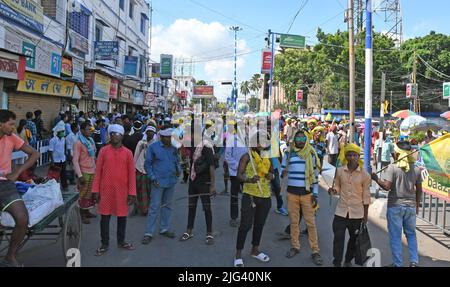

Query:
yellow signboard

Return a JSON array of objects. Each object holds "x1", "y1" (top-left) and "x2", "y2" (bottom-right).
[
  {"x1": 1, "y1": 0, "x2": 43, "y2": 23},
  {"x1": 92, "y1": 73, "x2": 111, "y2": 102},
  {"x1": 17, "y1": 72, "x2": 74, "y2": 97}
]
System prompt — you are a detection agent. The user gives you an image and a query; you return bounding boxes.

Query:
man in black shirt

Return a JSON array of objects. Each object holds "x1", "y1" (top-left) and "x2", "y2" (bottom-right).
[{"x1": 123, "y1": 120, "x2": 143, "y2": 155}]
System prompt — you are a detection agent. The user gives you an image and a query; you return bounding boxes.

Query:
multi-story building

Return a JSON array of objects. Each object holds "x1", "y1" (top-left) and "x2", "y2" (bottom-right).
[{"x1": 0, "y1": 0, "x2": 152, "y2": 131}]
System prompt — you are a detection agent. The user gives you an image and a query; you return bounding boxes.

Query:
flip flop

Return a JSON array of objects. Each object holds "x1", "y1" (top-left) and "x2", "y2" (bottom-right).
[
  {"x1": 95, "y1": 246, "x2": 108, "y2": 257},
  {"x1": 205, "y1": 235, "x2": 214, "y2": 245},
  {"x1": 251, "y1": 252, "x2": 270, "y2": 262},
  {"x1": 118, "y1": 242, "x2": 135, "y2": 250},
  {"x1": 233, "y1": 258, "x2": 244, "y2": 267},
  {"x1": 179, "y1": 233, "x2": 194, "y2": 241},
  {"x1": 0, "y1": 259, "x2": 24, "y2": 267},
  {"x1": 286, "y1": 248, "x2": 300, "y2": 259}
]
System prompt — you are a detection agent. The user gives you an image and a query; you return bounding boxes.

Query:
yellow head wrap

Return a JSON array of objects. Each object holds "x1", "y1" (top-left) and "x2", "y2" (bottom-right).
[
  {"x1": 338, "y1": 143, "x2": 363, "y2": 168},
  {"x1": 394, "y1": 145, "x2": 415, "y2": 172}
]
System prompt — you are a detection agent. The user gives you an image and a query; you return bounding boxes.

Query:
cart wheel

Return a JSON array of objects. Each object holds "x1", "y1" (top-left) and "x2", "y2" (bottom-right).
[{"x1": 62, "y1": 203, "x2": 82, "y2": 263}]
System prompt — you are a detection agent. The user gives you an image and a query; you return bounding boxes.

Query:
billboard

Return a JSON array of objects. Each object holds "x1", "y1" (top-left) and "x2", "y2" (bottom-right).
[
  {"x1": 151, "y1": 63, "x2": 160, "y2": 78},
  {"x1": 160, "y1": 54, "x2": 173, "y2": 79},
  {"x1": 94, "y1": 41, "x2": 119, "y2": 60},
  {"x1": 193, "y1": 85, "x2": 214, "y2": 96}
]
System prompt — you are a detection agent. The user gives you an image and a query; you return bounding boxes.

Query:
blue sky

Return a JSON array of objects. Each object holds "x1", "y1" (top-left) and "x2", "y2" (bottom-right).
[{"x1": 150, "y1": 0, "x2": 450, "y2": 101}]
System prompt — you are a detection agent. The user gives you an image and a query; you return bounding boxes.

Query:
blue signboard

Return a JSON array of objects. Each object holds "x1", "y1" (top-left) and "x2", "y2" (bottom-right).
[
  {"x1": 0, "y1": 3, "x2": 43, "y2": 33},
  {"x1": 133, "y1": 90, "x2": 144, "y2": 105},
  {"x1": 51, "y1": 53, "x2": 61, "y2": 76},
  {"x1": 94, "y1": 41, "x2": 119, "y2": 61},
  {"x1": 124, "y1": 56, "x2": 138, "y2": 76}
]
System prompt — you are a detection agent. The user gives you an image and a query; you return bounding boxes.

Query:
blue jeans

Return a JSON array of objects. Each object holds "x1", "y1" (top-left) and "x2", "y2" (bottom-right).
[
  {"x1": 387, "y1": 206, "x2": 418, "y2": 266},
  {"x1": 144, "y1": 185, "x2": 176, "y2": 236}
]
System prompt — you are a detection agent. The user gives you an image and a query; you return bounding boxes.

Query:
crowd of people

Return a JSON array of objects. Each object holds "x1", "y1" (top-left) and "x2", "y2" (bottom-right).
[{"x1": 1, "y1": 108, "x2": 445, "y2": 267}]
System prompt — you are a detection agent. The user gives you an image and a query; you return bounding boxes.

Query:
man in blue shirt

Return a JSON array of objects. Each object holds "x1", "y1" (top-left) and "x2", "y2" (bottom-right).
[{"x1": 142, "y1": 127, "x2": 180, "y2": 244}]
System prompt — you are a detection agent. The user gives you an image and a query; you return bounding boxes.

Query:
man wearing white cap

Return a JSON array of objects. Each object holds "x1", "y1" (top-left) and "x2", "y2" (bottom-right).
[
  {"x1": 49, "y1": 124, "x2": 68, "y2": 191},
  {"x1": 92, "y1": 124, "x2": 137, "y2": 256},
  {"x1": 133, "y1": 125, "x2": 157, "y2": 216},
  {"x1": 142, "y1": 126, "x2": 180, "y2": 244}
]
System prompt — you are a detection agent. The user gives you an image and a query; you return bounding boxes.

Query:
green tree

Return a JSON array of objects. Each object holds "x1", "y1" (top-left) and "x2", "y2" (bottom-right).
[
  {"x1": 240, "y1": 80, "x2": 251, "y2": 101},
  {"x1": 249, "y1": 74, "x2": 263, "y2": 96},
  {"x1": 196, "y1": 80, "x2": 207, "y2": 85}
]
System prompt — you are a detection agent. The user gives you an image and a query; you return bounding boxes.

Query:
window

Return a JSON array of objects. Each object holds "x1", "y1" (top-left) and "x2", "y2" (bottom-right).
[
  {"x1": 128, "y1": 46, "x2": 135, "y2": 57},
  {"x1": 40, "y1": 0, "x2": 57, "y2": 20},
  {"x1": 95, "y1": 25, "x2": 102, "y2": 41},
  {"x1": 129, "y1": 1, "x2": 134, "y2": 19},
  {"x1": 140, "y1": 15, "x2": 146, "y2": 34},
  {"x1": 119, "y1": 0, "x2": 125, "y2": 10},
  {"x1": 69, "y1": 7, "x2": 90, "y2": 39}
]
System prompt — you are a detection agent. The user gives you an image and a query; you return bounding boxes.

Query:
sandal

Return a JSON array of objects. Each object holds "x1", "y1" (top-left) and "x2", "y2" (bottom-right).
[
  {"x1": 0, "y1": 259, "x2": 24, "y2": 267},
  {"x1": 179, "y1": 232, "x2": 194, "y2": 241},
  {"x1": 160, "y1": 231, "x2": 176, "y2": 239},
  {"x1": 233, "y1": 258, "x2": 244, "y2": 267},
  {"x1": 118, "y1": 242, "x2": 135, "y2": 250},
  {"x1": 95, "y1": 246, "x2": 108, "y2": 256},
  {"x1": 251, "y1": 252, "x2": 270, "y2": 262},
  {"x1": 286, "y1": 248, "x2": 300, "y2": 258},
  {"x1": 205, "y1": 235, "x2": 214, "y2": 245}
]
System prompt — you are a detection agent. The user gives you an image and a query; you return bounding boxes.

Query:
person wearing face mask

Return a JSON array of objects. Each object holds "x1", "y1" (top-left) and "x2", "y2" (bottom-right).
[
  {"x1": 49, "y1": 126, "x2": 68, "y2": 191},
  {"x1": 281, "y1": 129, "x2": 323, "y2": 265}
]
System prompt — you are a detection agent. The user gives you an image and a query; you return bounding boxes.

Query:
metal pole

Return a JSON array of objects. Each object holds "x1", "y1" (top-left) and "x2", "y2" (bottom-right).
[
  {"x1": 268, "y1": 31, "x2": 275, "y2": 113},
  {"x1": 390, "y1": 90, "x2": 393, "y2": 114},
  {"x1": 348, "y1": 0, "x2": 356, "y2": 143},
  {"x1": 364, "y1": 0, "x2": 373, "y2": 173},
  {"x1": 413, "y1": 50, "x2": 417, "y2": 113},
  {"x1": 230, "y1": 26, "x2": 241, "y2": 113},
  {"x1": 380, "y1": 72, "x2": 386, "y2": 132}
]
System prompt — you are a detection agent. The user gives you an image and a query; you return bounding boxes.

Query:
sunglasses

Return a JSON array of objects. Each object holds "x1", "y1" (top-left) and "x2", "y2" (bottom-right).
[
  {"x1": 295, "y1": 137, "x2": 307, "y2": 142},
  {"x1": 109, "y1": 132, "x2": 122, "y2": 137}
]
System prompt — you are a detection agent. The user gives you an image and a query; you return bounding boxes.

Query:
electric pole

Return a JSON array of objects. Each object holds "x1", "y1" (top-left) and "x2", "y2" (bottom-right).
[
  {"x1": 363, "y1": 0, "x2": 373, "y2": 174},
  {"x1": 347, "y1": 0, "x2": 356, "y2": 143},
  {"x1": 413, "y1": 50, "x2": 418, "y2": 113},
  {"x1": 390, "y1": 90, "x2": 393, "y2": 114},
  {"x1": 230, "y1": 26, "x2": 242, "y2": 113}
]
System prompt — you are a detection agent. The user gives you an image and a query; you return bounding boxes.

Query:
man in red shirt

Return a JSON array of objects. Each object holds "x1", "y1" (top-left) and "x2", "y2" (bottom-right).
[{"x1": 0, "y1": 110, "x2": 39, "y2": 267}]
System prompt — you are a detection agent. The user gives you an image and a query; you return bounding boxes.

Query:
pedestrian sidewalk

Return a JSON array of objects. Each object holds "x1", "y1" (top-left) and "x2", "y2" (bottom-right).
[{"x1": 319, "y1": 161, "x2": 450, "y2": 264}]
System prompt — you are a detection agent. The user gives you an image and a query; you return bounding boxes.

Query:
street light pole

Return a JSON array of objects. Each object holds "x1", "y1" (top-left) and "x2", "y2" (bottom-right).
[
  {"x1": 230, "y1": 26, "x2": 242, "y2": 113},
  {"x1": 348, "y1": 0, "x2": 356, "y2": 143},
  {"x1": 364, "y1": 0, "x2": 373, "y2": 173}
]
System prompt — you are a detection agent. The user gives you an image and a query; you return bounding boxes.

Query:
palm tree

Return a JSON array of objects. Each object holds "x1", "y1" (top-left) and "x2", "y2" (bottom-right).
[
  {"x1": 240, "y1": 80, "x2": 251, "y2": 101},
  {"x1": 249, "y1": 74, "x2": 263, "y2": 97}
]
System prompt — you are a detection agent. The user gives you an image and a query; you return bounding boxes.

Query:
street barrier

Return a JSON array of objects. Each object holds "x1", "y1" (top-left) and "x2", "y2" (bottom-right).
[
  {"x1": 418, "y1": 191, "x2": 450, "y2": 237},
  {"x1": 12, "y1": 139, "x2": 51, "y2": 169}
]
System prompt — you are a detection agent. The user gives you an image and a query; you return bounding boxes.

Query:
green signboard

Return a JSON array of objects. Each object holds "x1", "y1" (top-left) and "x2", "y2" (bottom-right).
[
  {"x1": 160, "y1": 54, "x2": 173, "y2": 79},
  {"x1": 443, "y1": 82, "x2": 450, "y2": 99},
  {"x1": 280, "y1": 34, "x2": 306, "y2": 49}
]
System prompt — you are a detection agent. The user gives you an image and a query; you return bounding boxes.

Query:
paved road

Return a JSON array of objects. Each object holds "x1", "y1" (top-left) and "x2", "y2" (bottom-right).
[{"x1": 13, "y1": 162, "x2": 450, "y2": 267}]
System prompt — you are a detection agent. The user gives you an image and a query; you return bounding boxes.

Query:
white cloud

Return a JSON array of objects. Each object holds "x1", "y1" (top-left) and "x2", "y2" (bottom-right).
[{"x1": 150, "y1": 18, "x2": 251, "y2": 102}]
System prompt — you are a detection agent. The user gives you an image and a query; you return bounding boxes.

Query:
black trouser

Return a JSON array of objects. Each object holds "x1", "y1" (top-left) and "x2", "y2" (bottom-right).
[
  {"x1": 332, "y1": 215, "x2": 362, "y2": 265},
  {"x1": 187, "y1": 181, "x2": 212, "y2": 233},
  {"x1": 183, "y1": 171, "x2": 189, "y2": 183},
  {"x1": 271, "y1": 169, "x2": 283, "y2": 209},
  {"x1": 328, "y1": 154, "x2": 338, "y2": 167},
  {"x1": 236, "y1": 194, "x2": 271, "y2": 250},
  {"x1": 230, "y1": 176, "x2": 242, "y2": 220},
  {"x1": 100, "y1": 215, "x2": 127, "y2": 247},
  {"x1": 53, "y1": 162, "x2": 68, "y2": 189}
]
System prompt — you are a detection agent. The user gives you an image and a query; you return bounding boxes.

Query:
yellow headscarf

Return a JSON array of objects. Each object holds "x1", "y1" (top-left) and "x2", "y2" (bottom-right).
[
  {"x1": 394, "y1": 145, "x2": 415, "y2": 172},
  {"x1": 338, "y1": 143, "x2": 363, "y2": 169},
  {"x1": 293, "y1": 131, "x2": 321, "y2": 191},
  {"x1": 251, "y1": 150, "x2": 271, "y2": 178}
]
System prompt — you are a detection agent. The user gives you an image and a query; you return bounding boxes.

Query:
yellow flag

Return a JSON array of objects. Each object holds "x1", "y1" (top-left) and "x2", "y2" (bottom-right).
[{"x1": 384, "y1": 100, "x2": 389, "y2": 114}]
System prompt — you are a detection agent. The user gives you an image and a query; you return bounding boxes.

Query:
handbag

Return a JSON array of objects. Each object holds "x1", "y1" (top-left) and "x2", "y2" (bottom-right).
[{"x1": 355, "y1": 221, "x2": 372, "y2": 266}]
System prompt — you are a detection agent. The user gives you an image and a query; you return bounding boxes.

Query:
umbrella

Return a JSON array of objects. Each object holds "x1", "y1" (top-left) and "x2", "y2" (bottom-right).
[
  {"x1": 409, "y1": 120, "x2": 443, "y2": 132},
  {"x1": 400, "y1": 115, "x2": 427, "y2": 131},
  {"x1": 392, "y1": 110, "x2": 418, "y2": 119},
  {"x1": 440, "y1": 111, "x2": 450, "y2": 120}
]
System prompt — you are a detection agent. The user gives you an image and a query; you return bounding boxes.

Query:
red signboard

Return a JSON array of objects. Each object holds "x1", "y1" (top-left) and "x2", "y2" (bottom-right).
[
  {"x1": 193, "y1": 85, "x2": 214, "y2": 96},
  {"x1": 109, "y1": 79, "x2": 118, "y2": 99},
  {"x1": 296, "y1": 90, "x2": 303, "y2": 102},
  {"x1": 261, "y1": 49, "x2": 272, "y2": 74},
  {"x1": 0, "y1": 56, "x2": 25, "y2": 80},
  {"x1": 180, "y1": 90, "x2": 187, "y2": 99}
]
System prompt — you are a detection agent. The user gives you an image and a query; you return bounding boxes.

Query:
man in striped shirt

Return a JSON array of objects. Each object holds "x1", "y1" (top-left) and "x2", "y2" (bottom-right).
[{"x1": 281, "y1": 130, "x2": 323, "y2": 265}]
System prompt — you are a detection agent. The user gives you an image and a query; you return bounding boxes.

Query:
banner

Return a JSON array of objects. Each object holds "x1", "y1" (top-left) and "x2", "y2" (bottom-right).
[
  {"x1": 124, "y1": 56, "x2": 138, "y2": 76},
  {"x1": 72, "y1": 57, "x2": 84, "y2": 82},
  {"x1": 296, "y1": 90, "x2": 303, "y2": 102},
  {"x1": 61, "y1": 57, "x2": 72, "y2": 76},
  {"x1": 133, "y1": 90, "x2": 144, "y2": 105},
  {"x1": 94, "y1": 41, "x2": 119, "y2": 60},
  {"x1": 17, "y1": 72, "x2": 74, "y2": 97},
  {"x1": 0, "y1": 52, "x2": 25, "y2": 80},
  {"x1": 92, "y1": 73, "x2": 111, "y2": 102},
  {"x1": 261, "y1": 49, "x2": 272, "y2": 74},
  {"x1": 109, "y1": 79, "x2": 118, "y2": 99},
  {"x1": 193, "y1": 85, "x2": 214, "y2": 96},
  {"x1": 160, "y1": 54, "x2": 173, "y2": 79},
  {"x1": 420, "y1": 134, "x2": 450, "y2": 201},
  {"x1": 151, "y1": 63, "x2": 160, "y2": 78},
  {"x1": 0, "y1": 0, "x2": 44, "y2": 33}
]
